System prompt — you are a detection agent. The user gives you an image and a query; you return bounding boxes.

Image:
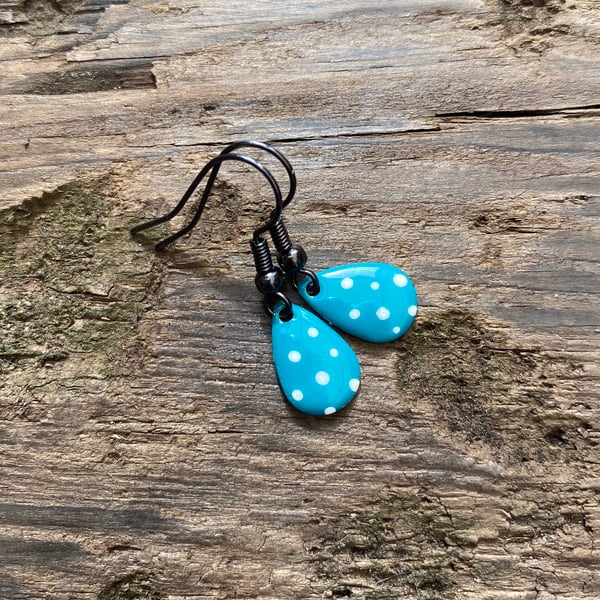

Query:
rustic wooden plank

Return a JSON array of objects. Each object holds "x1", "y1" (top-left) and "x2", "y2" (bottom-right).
[{"x1": 0, "y1": 1, "x2": 599, "y2": 599}]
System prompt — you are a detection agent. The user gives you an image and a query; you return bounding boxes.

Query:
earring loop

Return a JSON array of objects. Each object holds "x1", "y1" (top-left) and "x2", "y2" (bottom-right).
[
  {"x1": 263, "y1": 291, "x2": 293, "y2": 320},
  {"x1": 130, "y1": 152, "x2": 284, "y2": 251},
  {"x1": 213, "y1": 140, "x2": 296, "y2": 208}
]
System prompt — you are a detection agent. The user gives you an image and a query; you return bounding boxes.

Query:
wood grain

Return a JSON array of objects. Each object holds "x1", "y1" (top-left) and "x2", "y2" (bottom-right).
[{"x1": 0, "y1": 1, "x2": 599, "y2": 599}]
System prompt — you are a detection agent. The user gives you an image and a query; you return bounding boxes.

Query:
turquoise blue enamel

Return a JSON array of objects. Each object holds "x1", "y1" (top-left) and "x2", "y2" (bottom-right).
[
  {"x1": 272, "y1": 303, "x2": 361, "y2": 416},
  {"x1": 298, "y1": 262, "x2": 418, "y2": 343}
]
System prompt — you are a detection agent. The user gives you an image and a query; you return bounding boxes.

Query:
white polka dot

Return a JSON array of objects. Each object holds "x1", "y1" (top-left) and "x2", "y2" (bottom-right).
[
  {"x1": 307, "y1": 327, "x2": 319, "y2": 338},
  {"x1": 315, "y1": 371, "x2": 330, "y2": 385},
  {"x1": 393, "y1": 326, "x2": 401, "y2": 334},
  {"x1": 408, "y1": 305, "x2": 417, "y2": 317},
  {"x1": 341, "y1": 277, "x2": 354, "y2": 289},
  {"x1": 370, "y1": 281, "x2": 380, "y2": 290},
  {"x1": 324, "y1": 407, "x2": 337, "y2": 415},
  {"x1": 288, "y1": 350, "x2": 301, "y2": 363},
  {"x1": 291, "y1": 389, "x2": 303, "y2": 401},
  {"x1": 394, "y1": 273, "x2": 408, "y2": 287},
  {"x1": 349, "y1": 378, "x2": 360, "y2": 392},
  {"x1": 349, "y1": 309, "x2": 361, "y2": 320},
  {"x1": 376, "y1": 307, "x2": 390, "y2": 320},
  {"x1": 329, "y1": 348, "x2": 339, "y2": 358}
]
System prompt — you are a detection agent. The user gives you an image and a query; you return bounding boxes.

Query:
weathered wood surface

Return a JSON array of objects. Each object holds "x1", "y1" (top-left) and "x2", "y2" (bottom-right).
[{"x1": 1, "y1": 1, "x2": 599, "y2": 599}]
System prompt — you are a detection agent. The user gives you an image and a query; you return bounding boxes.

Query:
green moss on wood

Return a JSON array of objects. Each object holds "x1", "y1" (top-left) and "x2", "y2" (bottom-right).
[
  {"x1": 310, "y1": 494, "x2": 470, "y2": 599},
  {"x1": 97, "y1": 572, "x2": 165, "y2": 600},
  {"x1": 0, "y1": 177, "x2": 162, "y2": 377}
]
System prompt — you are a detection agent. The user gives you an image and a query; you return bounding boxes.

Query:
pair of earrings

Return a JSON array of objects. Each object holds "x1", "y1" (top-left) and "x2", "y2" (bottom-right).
[{"x1": 131, "y1": 141, "x2": 417, "y2": 417}]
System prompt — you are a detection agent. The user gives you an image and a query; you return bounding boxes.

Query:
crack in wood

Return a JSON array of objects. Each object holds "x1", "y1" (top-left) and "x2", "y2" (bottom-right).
[
  {"x1": 1, "y1": 60, "x2": 156, "y2": 95},
  {"x1": 437, "y1": 104, "x2": 600, "y2": 120}
]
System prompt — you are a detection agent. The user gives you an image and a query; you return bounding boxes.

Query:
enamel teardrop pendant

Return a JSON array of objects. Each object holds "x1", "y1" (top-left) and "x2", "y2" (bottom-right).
[
  {"x1": 272, "y1": 303, "x2": 360, "y2": 416},
  {"x1": 297, "y1": 262, "x2": 417, "y2": 343}
]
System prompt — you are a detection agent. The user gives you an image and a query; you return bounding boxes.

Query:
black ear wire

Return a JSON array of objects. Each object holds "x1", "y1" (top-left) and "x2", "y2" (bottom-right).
[
  {"x1": 205, "y1": 140, "x2": 314, "y2": 292},
  {"x1": 130, "y1": 150, "x2": 294, "y2": 318},
  {"x1": 131, "y1": 140, "x2": 296, "y2": 250},
  {"x1": 130, "y1": 151, "x2": 283, "y2": 249},
  {"x1": 209, "y1": 140, "x2": 320, "y2": 295}
]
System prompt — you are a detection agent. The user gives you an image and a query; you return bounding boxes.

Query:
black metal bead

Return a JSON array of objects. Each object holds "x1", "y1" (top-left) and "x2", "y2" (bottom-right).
[
  {"x1": 278, "y1": 244, "x2": 307, "y2": 273},
  {"x1": 255, "y1": 267, "x2": 285, "y2": 295}
]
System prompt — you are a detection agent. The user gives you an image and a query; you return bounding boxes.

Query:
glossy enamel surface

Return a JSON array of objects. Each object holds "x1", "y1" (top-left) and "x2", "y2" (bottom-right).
[
  {"x1": 272, "y1": 303, "x2": 360, "y2": 416},
  {"x1": 298, "y1": 262, "x2": 417, "y2": 343}
]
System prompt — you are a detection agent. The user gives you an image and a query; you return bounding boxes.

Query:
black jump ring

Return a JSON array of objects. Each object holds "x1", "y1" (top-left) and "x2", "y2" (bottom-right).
[
  {"x1": 264, "y1": 291, "x2": 293, "y2": 320},
  {"x1": 293, "y1": 269, "x2": 320, "y2": 296}
]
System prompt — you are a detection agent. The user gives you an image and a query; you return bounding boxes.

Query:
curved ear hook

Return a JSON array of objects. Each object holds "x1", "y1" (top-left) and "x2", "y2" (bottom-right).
[
  {"x1": 215, "y1": 141, "x2": 296, "y2": 208},
  {"x1": 130, "y1": 142, "x2": 295, "y2": 245},
  {"x1": 130, "y1": 152, "x2": 284, "y2": 251}
]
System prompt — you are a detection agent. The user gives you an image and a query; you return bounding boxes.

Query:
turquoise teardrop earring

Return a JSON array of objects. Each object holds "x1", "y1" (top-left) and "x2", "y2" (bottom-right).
[
  {"x1": 130, "y1": 149, "x2": 360, "y2": 416},
  {"x1": 270, "y1": 217, "x2": 418, "y2": 343}
]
